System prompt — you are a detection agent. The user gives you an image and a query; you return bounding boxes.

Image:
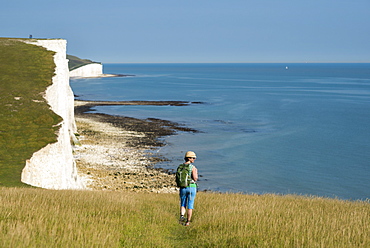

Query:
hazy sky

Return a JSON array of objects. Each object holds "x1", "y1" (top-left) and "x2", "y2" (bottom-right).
[{"x1": 2, "y1": 0, "x2": 370, "y2": 63}]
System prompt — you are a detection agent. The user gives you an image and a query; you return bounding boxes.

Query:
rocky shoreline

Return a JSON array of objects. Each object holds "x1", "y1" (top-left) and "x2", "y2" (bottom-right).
[{"x1": 73, "y1": 100, "x2": 200, "y2": 193}]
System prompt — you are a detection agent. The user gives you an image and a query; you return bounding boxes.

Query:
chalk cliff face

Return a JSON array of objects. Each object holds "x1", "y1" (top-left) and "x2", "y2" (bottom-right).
[
  {"x1": 69, "y1": 63, "x2": 103, "y2": 78},
  {"x1": 21, "y1": 39, "x2": 85, "y2": 189}
]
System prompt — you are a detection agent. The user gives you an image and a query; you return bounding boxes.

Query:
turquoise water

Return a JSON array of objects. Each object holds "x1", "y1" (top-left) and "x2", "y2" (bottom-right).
[{"x1": 70, "y1": 63, "x2": 370, "y2": 200}]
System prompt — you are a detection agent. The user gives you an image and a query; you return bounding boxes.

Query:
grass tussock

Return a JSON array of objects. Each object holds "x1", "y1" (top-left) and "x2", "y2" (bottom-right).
[
  {"x1": 1, "y1": 188, "x2": 369, "y2": 247},
  {"x1": 0, "y1": 38, "x2": 62, "y2": 187}
]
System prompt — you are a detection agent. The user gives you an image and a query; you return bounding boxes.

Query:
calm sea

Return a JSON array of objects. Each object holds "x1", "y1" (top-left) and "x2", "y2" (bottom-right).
[{"x1": 70, "y1": 63, "x2": 370, "y2": 200}]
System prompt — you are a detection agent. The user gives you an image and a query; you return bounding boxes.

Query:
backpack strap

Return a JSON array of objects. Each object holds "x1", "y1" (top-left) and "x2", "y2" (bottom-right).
[
  {"x1": 188, "y1": 163, "x2": 196, "y2": 184},
  {"x1": 188, "y1": 164, "x2": 193, "y2": 176}
]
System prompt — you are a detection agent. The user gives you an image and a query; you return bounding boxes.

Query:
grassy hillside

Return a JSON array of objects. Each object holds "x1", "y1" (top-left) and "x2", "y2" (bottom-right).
[
  {"x1": 0, "y1": 38, "x2": 62, "y2": 187},
  {"x1": 67, "y1": 54, "x2": 101, "y2": 71},
  {"x1": 0, "y1": 38, "x2": 369, "y2": 247},
  {"x1": 1, "y1": 187, "x2": 369, "y2": 247}
]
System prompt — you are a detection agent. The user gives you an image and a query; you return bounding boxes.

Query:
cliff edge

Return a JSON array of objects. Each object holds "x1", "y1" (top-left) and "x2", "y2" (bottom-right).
[{"x1": 21, "y1": 39, "x2": 85, "y2": 189}]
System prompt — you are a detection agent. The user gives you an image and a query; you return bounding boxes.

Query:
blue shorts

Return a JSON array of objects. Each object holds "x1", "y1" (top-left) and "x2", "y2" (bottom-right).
[{"x1": 180, "y1": 186, "x2": 197, "y2": 209}]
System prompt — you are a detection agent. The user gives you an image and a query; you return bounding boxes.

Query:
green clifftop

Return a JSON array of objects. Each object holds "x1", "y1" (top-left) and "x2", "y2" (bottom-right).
[{"x1": 67, "y1": 54, "x2": 101, "y2": 71}]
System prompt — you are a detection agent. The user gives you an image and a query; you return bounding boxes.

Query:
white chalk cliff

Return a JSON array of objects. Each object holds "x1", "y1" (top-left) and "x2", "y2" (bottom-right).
[
  {"x1": 69, "y1": 63, "x2": 103, "y2": 78},
  {"x1": 21, "y1": 39, "x2": 85, "y2": 189}
]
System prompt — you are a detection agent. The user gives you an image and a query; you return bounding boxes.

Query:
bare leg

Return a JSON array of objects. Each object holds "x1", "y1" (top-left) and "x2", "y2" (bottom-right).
[
  {"x1": 187, "y1": 209, "x2": 193, "y2": 222},
  {"x1": 180, "y1": 206, "x2": 186, "y2": 216}
]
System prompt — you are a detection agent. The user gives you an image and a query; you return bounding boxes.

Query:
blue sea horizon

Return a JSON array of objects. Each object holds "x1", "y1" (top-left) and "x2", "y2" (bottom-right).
[{"x1": 71, "y1": 63, "x2": 370, "y2": 201}]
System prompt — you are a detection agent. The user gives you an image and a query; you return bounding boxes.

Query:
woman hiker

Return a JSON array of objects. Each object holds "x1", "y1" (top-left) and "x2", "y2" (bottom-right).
[{"x1": 178, "y1": 151, "x2": 198, "y2": 226}]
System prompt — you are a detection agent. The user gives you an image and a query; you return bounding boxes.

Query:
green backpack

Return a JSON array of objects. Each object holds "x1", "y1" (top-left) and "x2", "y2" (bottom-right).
[{"x1": 175, "y1": 163, "x2": 193, "y2": 188}]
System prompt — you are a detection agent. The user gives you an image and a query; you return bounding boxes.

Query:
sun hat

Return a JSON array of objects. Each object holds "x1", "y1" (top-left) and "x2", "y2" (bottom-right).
[{"x1": 185, "y1": 151, "x2": 196, "y2": 158}]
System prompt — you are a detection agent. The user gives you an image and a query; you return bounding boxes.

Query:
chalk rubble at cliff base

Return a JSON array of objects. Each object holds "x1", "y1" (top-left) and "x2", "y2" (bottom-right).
[{"x1": 74, "y1": 114, "x2": 178, "y2": 193}]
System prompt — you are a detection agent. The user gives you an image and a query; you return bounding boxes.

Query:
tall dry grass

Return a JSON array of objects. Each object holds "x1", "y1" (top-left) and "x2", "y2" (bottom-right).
[
  {"x1": 1, "y1": 187, "x2": 369, "y2": 247},
  {"x1": 194, "y1": 193, "x2": 369, "y2": 247}
]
